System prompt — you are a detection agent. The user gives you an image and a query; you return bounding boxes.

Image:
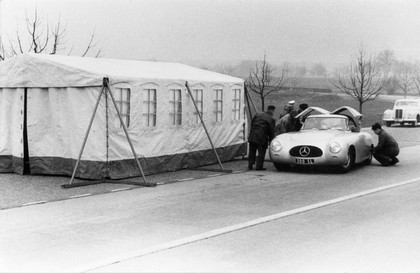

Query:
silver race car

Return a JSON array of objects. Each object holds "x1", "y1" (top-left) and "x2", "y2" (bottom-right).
[{"x1": 269, "y1": 106, "x2": 374, "y2": 173}]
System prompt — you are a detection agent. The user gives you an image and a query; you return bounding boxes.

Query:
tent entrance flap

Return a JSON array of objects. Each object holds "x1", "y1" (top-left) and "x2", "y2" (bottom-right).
[
  {"x1": 23, "y1": 88, "x2": 30, "y2": 175},
  {"x1": 62, "y1": 78, "x2": 156, "y2": 189}
]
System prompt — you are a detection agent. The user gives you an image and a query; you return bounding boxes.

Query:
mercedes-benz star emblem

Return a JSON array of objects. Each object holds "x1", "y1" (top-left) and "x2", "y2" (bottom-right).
[{"x1": 299, "y1": 146, "x2": 310, "y2": 157}]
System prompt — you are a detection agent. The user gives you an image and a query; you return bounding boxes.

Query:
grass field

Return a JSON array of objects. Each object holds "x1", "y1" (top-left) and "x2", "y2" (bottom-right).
[{"x1": 248, "y1": 91, "x2": 396, "y2": 127}]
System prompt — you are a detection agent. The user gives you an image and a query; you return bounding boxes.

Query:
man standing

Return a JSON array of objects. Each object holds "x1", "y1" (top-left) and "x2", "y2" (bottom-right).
[
  {"x1": 248, "y1": 105, "x2": 276, "y2": 170},
  {"x1": 278, "y1": 100, "x2": 295, "y2": 119},
  {"x1": 275, "y1": 110, "x2": 296, "y2": 135},
  {"x1": 292, "y1": 103, "x2": 309, "y2": 131},
  {"x1": 371, "y1": 123, "x2": 400, "y2": 166}
]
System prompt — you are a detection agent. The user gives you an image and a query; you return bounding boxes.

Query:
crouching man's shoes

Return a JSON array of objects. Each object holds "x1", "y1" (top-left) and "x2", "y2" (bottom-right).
[
  {"x1": 255, "y1": 167, "x2": 266, "y2": 171},
  {"x1": 390, "y1": 157, "x2": 399, "y2": 165}
]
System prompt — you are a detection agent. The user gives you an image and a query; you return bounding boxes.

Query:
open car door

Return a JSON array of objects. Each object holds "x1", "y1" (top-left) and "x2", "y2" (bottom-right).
[
  {"x1": 331, "y1": 106, "x2": 363, "y2": 132},
  {"x1": 331, "y1": 106, "x2": 363, "y2": 119},
  {"x1": 295, "y1": 106, "x2": 330, "y2": 119}
]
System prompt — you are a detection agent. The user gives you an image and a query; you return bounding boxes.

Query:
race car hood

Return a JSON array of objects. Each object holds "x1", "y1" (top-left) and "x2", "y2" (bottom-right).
[{"x1": 276, "y1": 130, "x2": 349, "y2": 146}]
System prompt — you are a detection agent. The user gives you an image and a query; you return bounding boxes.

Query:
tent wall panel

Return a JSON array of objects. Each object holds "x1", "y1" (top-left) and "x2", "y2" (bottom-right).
[
  {"x1": 0, "y1": 156, "x2": 23, "y2": 174},
  {"x1": 25, "y1": 143, "x2": 246, "y2": 179},
  {"x1": 108, "y1": 142, "x2": 247, "y2": 179},
  {"x1": 0, "y1": 88, "x2": 24, "y2": 174},
  {"x1": 29, "y1": 157, "x2": 108, "y2": 179},
  {"x1": 27, "y1": 87, "x2": 107, "y2": 161}
]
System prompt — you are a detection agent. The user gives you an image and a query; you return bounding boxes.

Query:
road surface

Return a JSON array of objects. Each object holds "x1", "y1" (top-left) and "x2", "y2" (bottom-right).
[{"x1": 1, "y1": 127, "x2": 420, "y2": 272}]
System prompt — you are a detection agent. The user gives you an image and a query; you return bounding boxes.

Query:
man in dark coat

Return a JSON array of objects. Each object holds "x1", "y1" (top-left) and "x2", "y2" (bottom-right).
[
  {"x1": 292, "y1": 103, "x2": 309, "y2": 131},
  {"x1": 371, "y1": 123, "x2": 400, "y2": 166},
  {"x1": 248, "y1": 105, "x2": 276, "y2": 170}
]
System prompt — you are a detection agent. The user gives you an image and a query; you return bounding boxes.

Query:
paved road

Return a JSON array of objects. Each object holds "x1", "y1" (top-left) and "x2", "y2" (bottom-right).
[
  {"x1": 97, "y1": 181, "x2": 420, "y2": 273},
  {"x1": 1, "y1": 126, "x2": 419, "y2": 272}
]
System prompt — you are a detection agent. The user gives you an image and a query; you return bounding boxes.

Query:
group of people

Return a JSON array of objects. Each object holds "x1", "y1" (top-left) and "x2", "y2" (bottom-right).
[
  {"x1": 247, "y1": 102, "x2": 400, "y2": 171},
  {"x1": 247, "y1": 100, "x2": 307, "y2": 170},
  {"x1": 275, "y1": 100, "x2": 308, "y2": 135}
]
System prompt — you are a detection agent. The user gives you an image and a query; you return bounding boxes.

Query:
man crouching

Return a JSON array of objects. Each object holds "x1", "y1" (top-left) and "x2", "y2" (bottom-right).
[{"x1": 371, "y1": 123, "x2": 400, "y2": 166}]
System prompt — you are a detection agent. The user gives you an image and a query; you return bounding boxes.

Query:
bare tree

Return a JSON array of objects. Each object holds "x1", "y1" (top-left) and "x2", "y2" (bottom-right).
[
  {"x1": 310, "y1": 63, "x2": 327, "y2": 78},
  {"x1": 0, "y1": 8, "x2": 100, "y2": 60},
  {"x1": 411, "y1": 62, "x2": 420, "y2": 96},
  {"x1": 331, "y1": 45, "x2": 385, "y2": 114},
  {"x1": 0, "y1": 43, "x2": 6, "y2": 61},
  {"x1": 394, "y1": 61, "x2": 415, "y2": 98},
  {"x1": 288, "y1": 64, "x2": 301, "y2": 91},
  {"x1": 213, "y1": 63, "x2": 235, "y2": 76},
  {"x1": 246, "y1": 53, "x2": 288, "y2": 111},
  {"x1": 375, "y1": 49, "x2": 396, "y2": 78},
  {"x1": 375, "y1": 49, "x2": 397, "y2": 94}
]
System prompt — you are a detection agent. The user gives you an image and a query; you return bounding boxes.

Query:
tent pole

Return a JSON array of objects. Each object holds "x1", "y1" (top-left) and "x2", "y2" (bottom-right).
[
  {"x1": 185, "y1": 81, "x2": 224, "y2": 171},
  {"x1": 68, "y1": 85, "x2": 105, "y2": 185},
  {"x1": 105, "y1": 78, "x2": 149, "y2": 184},
  {"x1": 105, "y1": 88, "x2": 110, "y2": 178},
  {"x1": 244, "y1": 85, "x2": 259, "y2": 115},
  {"x1": 244, "y1": 85, "x2": 255, "y2": 120}
]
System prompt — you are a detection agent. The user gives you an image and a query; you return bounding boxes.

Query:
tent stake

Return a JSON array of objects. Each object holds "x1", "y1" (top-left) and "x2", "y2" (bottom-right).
[{"x1": 185, "y1": 81, "x2": 225, "y2": 171}]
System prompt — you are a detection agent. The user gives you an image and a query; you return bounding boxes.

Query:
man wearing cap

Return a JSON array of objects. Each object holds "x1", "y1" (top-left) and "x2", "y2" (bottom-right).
[
  {"x1": 371, "y1": 123, "x2": 400, "y2": 166},
  {"x1": 278, "y1": 100, "x2": 295, "y2": 119},
  {"x1": 248, "y1": 105, "x2": 276, "y2": 170}
]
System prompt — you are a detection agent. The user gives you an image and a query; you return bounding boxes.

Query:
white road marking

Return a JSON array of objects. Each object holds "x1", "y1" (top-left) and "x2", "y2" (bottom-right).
[
  {"x1": 207, "y1": 173, "x2": 222, "y2": 177},
  {"x1": 110, "y1": 188, "x2": 131, "y2": 192},
  {"x1": 21, "y1": 200, "x2": 47, "y2": 206},
  {"x1": 68, "y1": 193, "x2": 92, "y2": 199},
  {"x1": 178, "y1": 177, "x2": 194, "y2": 181},
  {"x1": 70, "y1": 176, "x2": 420, "y2": 273}
]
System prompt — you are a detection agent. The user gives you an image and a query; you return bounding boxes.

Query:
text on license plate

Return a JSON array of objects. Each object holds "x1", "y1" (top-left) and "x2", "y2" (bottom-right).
[{"x1": 296, "y1": 158, "x2": 314, "y2": 164}]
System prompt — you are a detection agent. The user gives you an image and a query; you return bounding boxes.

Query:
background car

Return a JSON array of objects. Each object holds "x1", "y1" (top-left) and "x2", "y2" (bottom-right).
[
  {"x1": 383, "y1": 98, "x2": 420, "y2": 127},
  {"x1": 269, "y1": 106, "x2": 374, "y2": 173}
]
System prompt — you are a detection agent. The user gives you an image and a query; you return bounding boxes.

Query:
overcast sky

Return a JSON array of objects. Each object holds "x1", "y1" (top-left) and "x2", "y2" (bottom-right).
[{"x1": 2, "y1": 0, "x2": 420, "y2": 68}]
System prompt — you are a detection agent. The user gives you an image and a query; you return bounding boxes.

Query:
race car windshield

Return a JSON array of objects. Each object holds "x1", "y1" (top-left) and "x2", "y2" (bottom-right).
[{"x1": 302, "y1": 117, "x2": 348, "y2": 131}]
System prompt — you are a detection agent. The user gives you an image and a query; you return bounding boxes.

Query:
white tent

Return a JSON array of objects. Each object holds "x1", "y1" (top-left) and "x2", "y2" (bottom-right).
[{"x1": 0, "y1": 53, "x2": 247, "y2": 179}]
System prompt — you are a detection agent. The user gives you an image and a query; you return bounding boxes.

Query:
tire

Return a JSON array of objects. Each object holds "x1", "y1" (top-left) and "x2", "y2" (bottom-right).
[
  {"x1": 411, "y1": 121, "x2": 416, "y2": 127},
  {"x1": 273, "y1": 162, "x2": 290, "y2": 171},
  {"x1": 385, "y1": 121, "x2": 392, "y2": 127},
  {"x1": 337, "y1": 148, "x2": 355, "y2": 173},
  {"x1": 363, "y1": 152, "x2": 372, "y2": 165}
]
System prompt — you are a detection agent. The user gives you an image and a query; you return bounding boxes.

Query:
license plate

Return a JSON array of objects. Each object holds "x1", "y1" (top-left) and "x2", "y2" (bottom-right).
[{"x1": 295, "y1": 158, "x2": 314, "y2": 164}]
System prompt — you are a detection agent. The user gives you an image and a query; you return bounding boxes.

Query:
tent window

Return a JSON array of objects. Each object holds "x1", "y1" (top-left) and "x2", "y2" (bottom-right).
[
  {"x1": 214, "y1": 88, "x2": 223, "y2": 122},
  {"x1": 143, "y1": 89, "x2": 157, "y2": 127},
  {"x1": 169, "y1": 89, "x2": 182, "y2": 125},
  {"x1": 192, "y1": 89, "x2": 203, "y2": 123},
  {"x1": 232, "y1": 88, "x2": 241, "y2": 120},
  {"x1": 114, "y1": 87, "x2": 131, "y2": 128}
]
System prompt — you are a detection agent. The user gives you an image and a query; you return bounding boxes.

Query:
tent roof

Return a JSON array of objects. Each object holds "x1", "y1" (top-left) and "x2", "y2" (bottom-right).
[{"x1": 0, "y1": 53, "x2": 244, "y2": 88}]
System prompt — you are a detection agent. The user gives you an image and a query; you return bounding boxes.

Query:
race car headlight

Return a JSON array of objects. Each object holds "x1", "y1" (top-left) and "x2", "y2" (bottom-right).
[
  {"x1": 329, "y1": 141, "x2": 341, "y2": 153},
  {"x1": 271, "y1": 140, "x2": 283, "y2": 152}
]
